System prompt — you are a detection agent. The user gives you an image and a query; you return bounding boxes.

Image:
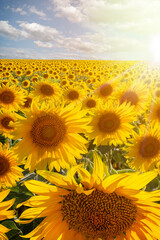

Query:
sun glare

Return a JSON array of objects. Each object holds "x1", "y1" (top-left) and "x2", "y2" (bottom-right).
[{"x1": 149, "y1": 35, "x2": 160, "y2": 63}]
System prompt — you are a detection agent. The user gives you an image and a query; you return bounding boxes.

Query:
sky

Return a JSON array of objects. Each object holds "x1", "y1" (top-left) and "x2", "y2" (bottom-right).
[{"x1": 1, "y1": 0, "x2": 160, "y2": 60}]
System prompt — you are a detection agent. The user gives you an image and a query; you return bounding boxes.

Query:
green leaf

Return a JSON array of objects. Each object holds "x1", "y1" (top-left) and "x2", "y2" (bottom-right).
[
  {"x1": 6, "y1": 229, "x2": 24, "y2": 240},
  {"x1": 112, "y1": 151, "x2": 122, "y2": 163},
  {"x1": 0, "y1": 134, "x2": 7, "y2": 144},
  {"x1": 146, "y1": 177, "x2": 160, "y2": 191},
  {"x1": 1, "y1": 220, "x2": 19, "y2": 230}
]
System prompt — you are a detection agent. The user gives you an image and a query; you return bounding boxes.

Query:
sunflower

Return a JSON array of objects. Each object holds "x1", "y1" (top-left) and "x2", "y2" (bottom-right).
[
  {"x1": 22, "y1": 80, "x2": 30, "y2": 89},
  {"x1": 115, "y1": 82, "x2": 150, "y2": 114},
  {"x1": 154, "y1": 87, "x2": 160, "y2": 98},
  {"x1": 31, "y1": 75, "x2": 39, "y2": 83},
  {"x1": 63, "y1": 86, "x2": 86, "y2": 104},
  {"x1": 12, "y1": 102, "x2": 89, "y2": 172},
  {"x1": 87, "y1": 101, "x2": 136, "y2": 146},
  {"x1": 150, "y1": 99, "x2": 160, "y2": 126},
  {"x1": 20, "y1": 96, "x2": 33, "y2": 111},
  {"x1": 0, "y1": 83, "x2": 25, "y2": 111},
  {"x1": 0, "y1": 189, "x2": 15, "y2": 240},
  {"x1": 42, "y1": 72, "x2": 50, "y2": 80},
  {"x1": 17, "y1": 152, "x2": 160, "y2": 240},
  {"x1": 67, "y1": 73, "x2": 76, "y2": 81},
  {"x1": 32, "y1": 79, "x2": 61, "y2": 103},
  {"x1": 82, "y1": 95, "x2": 100, "y2": 114},
  {"x1": 10, "y1": 78, "x2": 18, "y2": 85},
  {"x1": 0, "y1": 110, "x2": 17, "y2": 138},
  {"x1": 94, "y1": 79, "x2": 117, "y2": 101},
  {"x1": 0, "y1": 143, "x2": 23, "y2": 188},
  {"x1": 60, "y1": 77, "x2": 68, "y2": 87},
  {"x1": 0, "y1": 80, "x2": 8, "y2": 87},
  {"x1": 25, "y1": 69, "x2": 33, "y2": 77},
  {"x1": 126, "y1": 123, "x2": 160, "y2": 172},
  {"x1": 16, "y1": 69, "x2": 22, "y2": 77}
]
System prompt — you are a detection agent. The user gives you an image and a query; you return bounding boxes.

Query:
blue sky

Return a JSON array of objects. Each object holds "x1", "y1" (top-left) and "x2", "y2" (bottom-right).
[{"x1": 1, "y1": 0, "x2": 160, "y2": 60}]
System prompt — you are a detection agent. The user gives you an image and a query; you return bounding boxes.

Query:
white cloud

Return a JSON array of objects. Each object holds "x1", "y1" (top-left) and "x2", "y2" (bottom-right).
[
  {"x1": 115, "y1": 18, "x2": 160, "y2": 34},
  {"x1": 53, "y1": 0, "x2": 85, "y2": 22},
  {"x1": 0, "y1": 20, "x2": 150, "y2": 59},
  {"x1": 57, "y1": 37, "x2": 96, "y2": 53},
  {"x1": 83, "y1": 31, "x2": 146, "y2": 53},
  {"x1": 0, "y1": 46, "x2": 95, "y2": 60},
  {"x1": 6, "y1": 6, "x2": 27, "y2": 15},
  {"x1": 0, "y1": 47, "x2": 49, "y2": 59},
  {"x1": 34, "y1": 40, "x2": 53, "y2": 48},
  {"x1": 0, "y1": 21, "x2": 21, "y2": 39},
  {"x1": 19, "y1": 22, "x2": 61, "y2": 42},
  {"x1": 17, "y1": 22, "x2": 102, "y2": 53},
  {"x1": 51, "y1": 0, "x2": 160, "y2": 35},
  {"x1": 6, "y1": 5, "x2": 49, "y2": 20},
  {"x1": 3, "y1": 0, "x2": 160, "y2": 60},
  {"x1": 28, "y1": 6, "x2": 48, "y2": 19}
]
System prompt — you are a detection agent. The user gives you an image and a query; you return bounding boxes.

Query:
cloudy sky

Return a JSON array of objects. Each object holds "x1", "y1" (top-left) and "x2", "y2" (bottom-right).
[{"x1": 1, "y1": 0, "x2": 160, "y2": 60}]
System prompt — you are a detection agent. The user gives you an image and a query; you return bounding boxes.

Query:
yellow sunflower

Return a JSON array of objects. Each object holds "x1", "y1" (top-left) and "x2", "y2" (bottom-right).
[
  {"x1": 42, "y1": 72, "x2": 50, "y2": 80},
  {"x1": 15, "y1": 69, "x2": 22, "y2": 77},
  {"x1": 31, "y1": 75, "x2": 39, "y2": 83},
  {"x1": 12, "y1": 102, "x2": 89, "y2": 172},
  {"x1": 0, "y1": 80, "x2": 8, "y2": 87},
  {"x1": 10, "y1": 78, "x2": 18, "y2": 85},
  {"x1": 154, "y1": 87, "x2": 160, "y2": 98},
  {"x1": 25, "y1": 69, "x2": 33, "y2": 77},
  {"x1": 0, "y1": 189, "x2": 15, "y2": 240},
  {"x1": 115, "y1": 82, "x2": 150, "y2": 114},
  {"x1": 126, "y1": 123, "x2": 160, "y2": 172},
  {"x1": 94, "y1": 79, "x2": 117, "y2": 101},
  {"x1": 82, "y1": 95, "x2": 100, "y2": 114},
  {"x1": 0, "y1": 143, "x2": 23, "y2": 188},
  {"x1": 32, "y1": 79, "x2": 61, "y2": 103},
  {"x1": 63, "y1": 86, "x2": 86, "y2": 105},
  {"x1": 22, "y1": 80, "x2": 30, "y2": 89},
  {"x1": 87, "y1": 101, "x2": 136, "y2": 146},
  {"x1": 0, "y1": 110, "x2": 17, "y2": 138},
  {"x1": 0, "y1": 83, "x2": 25, "y2": 111},
  {"x1": 150, "y1": 99, "x2": 160, "y2": 126},
  {"x1": 20, "y1": 96, "x2": 33, "y2": 111},
  {"x1": 17, "y1": 152, "x2": 160, "y2": 240},
  {"x1": 60, "y1": 77, "x2": 68, "y2": 87}
]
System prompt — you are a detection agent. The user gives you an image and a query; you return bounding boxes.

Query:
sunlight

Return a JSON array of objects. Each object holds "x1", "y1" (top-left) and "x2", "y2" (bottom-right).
[{"x1": 149, "y1": 35, "x2": 160, "y2": 63}]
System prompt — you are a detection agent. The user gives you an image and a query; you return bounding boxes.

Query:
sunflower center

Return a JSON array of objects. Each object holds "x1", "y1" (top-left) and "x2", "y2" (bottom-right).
[
  {"x1": 40, "y1": 125, "x2": 57, "y2": 141},
  {"x1": 98, "y1": 112, "x2": 120, "y2": 133},
  {"x1": 156, "y1": 107, "x2": 160, "y2": 120},
  {"x1": 40, "y1": 84, "x2": 54, "y2": 96},
  {"x1": 139, "y1": 136, "x2": 160, "y2": 158},
  {"x1": 0, "y1": 90, "x2": 15, "y2": 104},
  {"x1": 43, "y1": 73, "x2": 49, "y2": 79},
  {"x1": 23, "y1": 97, "x2": 32, "y2": 108},
  {"x1": 62, "y1": 80, "x2": 67, "y2": 85},
  {"x1": 0, "y1": 155, "x2": 10, "y2": 175},
  {"x1": 30, "y1": 115, "x2": 66, "y2": 148},
  {"x1": 99, "y1": 84, "x2": 112, "y2": 97},
  {"x1": 23, "y1": 81, "x2": 29, "y2": 87},
  {"x1": 68, "y1": 90, "x2": 79, "y2": 100},
  {"x1": 17, "y1": 71, "x2": 21, "y2": 75},
  {"x1": 86, "y1": 99, "x2": 96, "y2": 108},
  {"x1": 120, "y1": 91, "x2": 139, "y2": 105},
  {"x1": 155, "y1": 90, "x2": 160, "y2": 97},
  {"x1": 62, "y1": 190, "x2": 137, "y2": 239},
  {"x1": 1, "y1": 117, "x2": 14, "y2": 130}
]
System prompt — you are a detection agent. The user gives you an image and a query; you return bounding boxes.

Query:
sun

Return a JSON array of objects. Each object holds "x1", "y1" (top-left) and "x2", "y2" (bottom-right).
[{"x1": 149, "y1": 35, "x2": 160, "y2": 63}]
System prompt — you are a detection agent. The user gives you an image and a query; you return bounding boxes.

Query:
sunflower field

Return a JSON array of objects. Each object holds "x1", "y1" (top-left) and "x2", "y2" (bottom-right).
[{"x1": 0, "y1": 59, "x2": 160, "y2": 240}]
